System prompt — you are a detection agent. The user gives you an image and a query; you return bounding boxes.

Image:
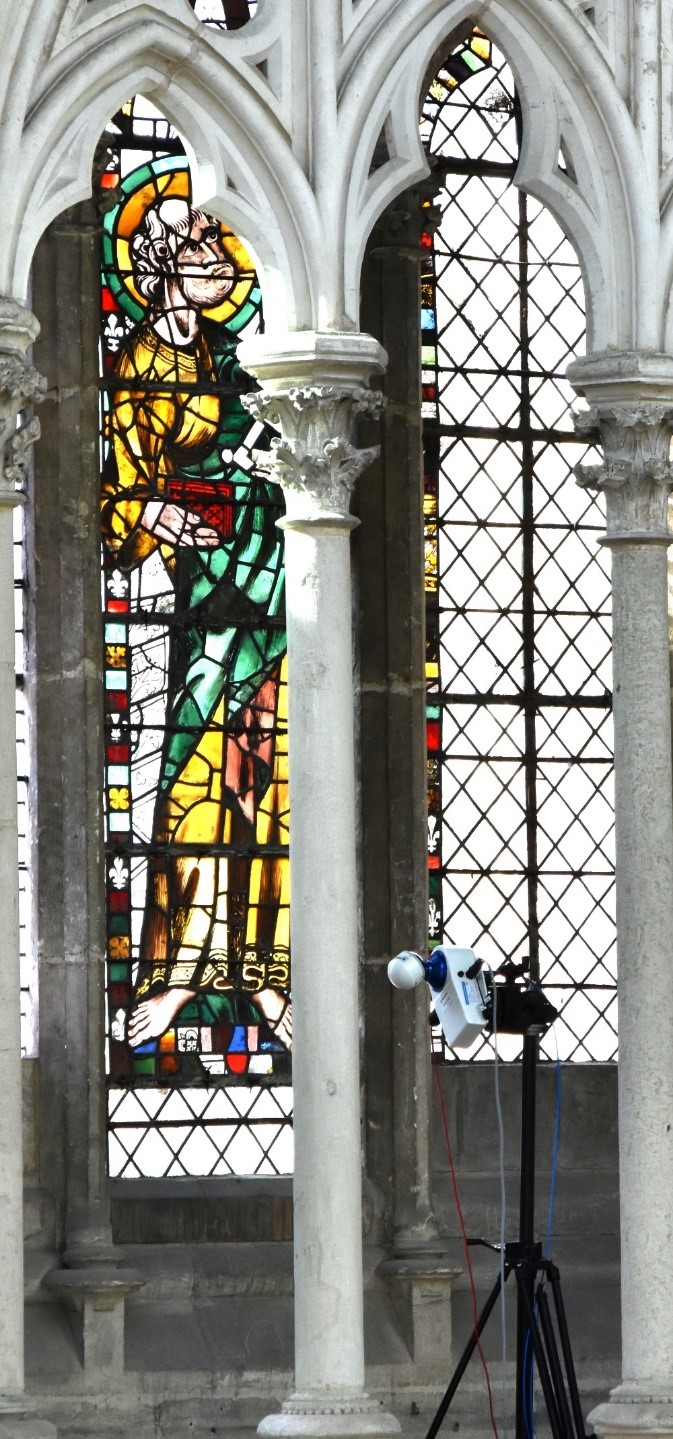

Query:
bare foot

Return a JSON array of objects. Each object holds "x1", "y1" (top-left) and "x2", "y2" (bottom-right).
[
  {"x1": 256, "y1": 988, "x2": 292, "y2": 1049},
  {"x1": 128, "y1": 987, "x2": 196, "y2": 1047}
]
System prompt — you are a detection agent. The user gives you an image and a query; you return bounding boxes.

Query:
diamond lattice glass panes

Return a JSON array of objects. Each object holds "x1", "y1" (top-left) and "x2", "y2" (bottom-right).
[
  {"x1": 422, "y1": 35, "x2": 616, "y2": 1062},
  {"x1": 98, "y1": 97, "x2": 292, "y2": 1174},
  {"x1": 109, "y1": 1083, "x2": 293, "y2": 1179}
]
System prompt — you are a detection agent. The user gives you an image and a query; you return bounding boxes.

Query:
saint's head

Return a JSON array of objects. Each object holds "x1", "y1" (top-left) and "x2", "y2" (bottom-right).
[{"x1": 130, "y1": 197, "x2": 236, "y2": 319}]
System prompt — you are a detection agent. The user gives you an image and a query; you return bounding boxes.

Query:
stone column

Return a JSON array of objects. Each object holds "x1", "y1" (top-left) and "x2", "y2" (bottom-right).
[
  {"x1": 30, "y1": 207, "x2": 115, "y2": 1266},
  {"x1": 0, "y1": 297, "x2": 54, "y2": 1438},
  {"x1": 31, "y1": 208, "x2": 142, "y2": 1371},
  {"x1": 239, "y1": 331, "x2": 399, "y2": 1439},
  {"x1": 358, "y1": 186, "x2": 442, "y2": 1259},
  {"x1": 359, "y1": 186, "x2": 458, "y2": 1364},
  {"x1": 568, "y1": 352, "x2": 673, "y2": 1439}
]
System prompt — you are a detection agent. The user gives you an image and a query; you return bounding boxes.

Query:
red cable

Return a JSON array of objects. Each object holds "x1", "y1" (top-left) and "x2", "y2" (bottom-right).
[{"x1": 433, "y1": 1058, "x2": 501, "y2": 1439}]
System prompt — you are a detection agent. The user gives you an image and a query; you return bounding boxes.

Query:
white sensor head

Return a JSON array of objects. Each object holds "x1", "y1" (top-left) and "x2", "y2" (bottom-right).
[{"x1": 387, "y1": 951, "x2": 426, "y2": 990}]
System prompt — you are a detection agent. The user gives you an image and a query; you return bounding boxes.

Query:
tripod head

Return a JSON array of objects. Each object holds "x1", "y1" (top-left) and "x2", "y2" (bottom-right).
[
  {"x1": 488, "y1": 957, "x2": 558, "y2": 1038},
  {"x1": 387, "y1": 946, "x2": 558, "y2": 1049}
]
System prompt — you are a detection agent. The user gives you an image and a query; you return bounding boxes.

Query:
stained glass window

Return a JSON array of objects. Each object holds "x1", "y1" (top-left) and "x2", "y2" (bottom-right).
[
  {"x1": 187, "y1": 0, "x2": 257, "y2": 28},
  {"x1": 421, "y1": 36, "x2": 616, "y2": 1061},
  {"x1": 99, "y1": 97, "x2": 292, "y2": 1177}
]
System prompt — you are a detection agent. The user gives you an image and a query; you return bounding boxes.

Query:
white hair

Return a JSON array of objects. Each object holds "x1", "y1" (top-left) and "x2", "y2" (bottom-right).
[{"x1": 130, "y1": 198, "x2": 210, "y2": 301}]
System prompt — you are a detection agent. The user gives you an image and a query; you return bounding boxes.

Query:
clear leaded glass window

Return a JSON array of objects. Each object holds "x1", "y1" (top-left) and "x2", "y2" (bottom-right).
[
  {"x1": 16, "y1": 503, "x2": 37, "y2": 1057},
  {"x1": 99, "y1": 97, "x2": 292, "y2": 1177},
  {"x1": 421, "y1": 35, "x2": 616, "y2": 1061},
  {"x1": 187, "y1": 0, "x2": 257, "y2": 27}
]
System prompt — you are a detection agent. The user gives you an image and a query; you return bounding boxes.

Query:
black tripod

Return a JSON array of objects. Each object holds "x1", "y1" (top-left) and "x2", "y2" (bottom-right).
[{"x1": 426, "y1": 1024, "x2": 587, "y2": 1439}]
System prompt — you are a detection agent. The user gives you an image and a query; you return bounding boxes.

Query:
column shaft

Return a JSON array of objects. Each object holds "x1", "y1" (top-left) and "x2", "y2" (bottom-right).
[
  {"x1": 568, "y1": 352, "x2": 673, "y2": 1433},
  {"x1": 284, "y1": 516, "x2": 364, "y2": 1394},
  {"x1": 31, "y1": 206, "x2": 113, "y2": 1262},
  {"x1": 358, "y1": 191, "x2": 439, "y2": 1254},
  {"x1": 239, "y1": 331, "x2": 399, "y2": 1439},
  {"x1": 610, "y1": 540, "x2": 673, "y2": 1382}
]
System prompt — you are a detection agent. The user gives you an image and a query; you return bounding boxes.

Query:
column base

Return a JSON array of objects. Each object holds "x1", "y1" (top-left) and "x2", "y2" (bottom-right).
[
  {"x1": 258, "y1": 1393, "x2": 401, "y2": 1439},
  {"x1": 0, "y1": 1397, "x2": 56, "y2": 1439},
  {"x1": 590, "y1": 1383, "x2": 673, "y2": 1439},
  {"x1": 389, "y1": 1223, "x2": 444, "y2": 1261},
  {"x1": 379, "y1": 1254, "x2": 459, "y2": 1365},
  {"x1": 43, "y1": 1265, "x2": 143, "y2": 1373}
]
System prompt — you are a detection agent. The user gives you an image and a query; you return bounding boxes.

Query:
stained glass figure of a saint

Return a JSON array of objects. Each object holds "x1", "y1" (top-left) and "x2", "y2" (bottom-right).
[{"x1": 101, "y1": 156, "x2": 291, "y2": 1081}]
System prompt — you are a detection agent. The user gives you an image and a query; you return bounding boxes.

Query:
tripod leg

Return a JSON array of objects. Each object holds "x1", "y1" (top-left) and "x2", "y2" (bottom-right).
[
  {"x1": 516, "y1": 1034, "x2": 538, "y2": 1439},
  {"x1": 536, "y1": 1283, "x2": 575, "y2": 1439},
  {"x1": 515, "y1": 1267, "x2": 565, "y2": 1439},
  {"x1": 548, "y1": 1266, "x2": 586, "y2": 1439},
  {"x1": 425, "y1": 1271, "x2": 507, "y2": 1439}
]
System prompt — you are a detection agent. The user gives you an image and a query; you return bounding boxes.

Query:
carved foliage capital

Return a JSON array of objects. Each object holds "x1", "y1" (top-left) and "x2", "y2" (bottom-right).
[
  {"x1": 243, "y1": 383, "x2": 384, "y2": 521},
  {"x1": 0, "y1": 354, "x2": 46, "y2": 411},
  {"x1": 0, "y1": 355, "x2": 46, "y2": 503},
  {"x1": 573, "y1": 403, "x2": 673, "y2": 542}
]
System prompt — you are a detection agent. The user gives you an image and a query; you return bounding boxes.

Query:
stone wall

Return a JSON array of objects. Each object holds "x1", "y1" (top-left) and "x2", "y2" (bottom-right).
[{"x1": 432, "y1": 1062, "x2": 620, "y2": 1411}]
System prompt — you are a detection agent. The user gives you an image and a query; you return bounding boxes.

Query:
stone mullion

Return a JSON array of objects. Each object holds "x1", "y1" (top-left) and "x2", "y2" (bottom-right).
[
  {"x1": 358, "y1": 187, "x2": 442, "y2": 1259},
  {"x1": 32, "y1": 213, "x2": 142, "y2": 1373},
  {"x1": 354, "y1": 227, "x2": 394, "y2": 1241},
  {"x1": 31, "y1": 208, "x2": 114, "y2": 1264}
]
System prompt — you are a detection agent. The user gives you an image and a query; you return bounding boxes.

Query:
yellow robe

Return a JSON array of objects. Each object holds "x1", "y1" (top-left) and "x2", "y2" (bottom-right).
[{"x1": 102, "y1": 323, "x2": 289, "y2": 1000}]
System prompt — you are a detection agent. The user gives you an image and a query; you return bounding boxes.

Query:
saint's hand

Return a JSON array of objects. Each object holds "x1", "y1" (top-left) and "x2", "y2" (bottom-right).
[{"x1": 141, "y1": 499, "x2": 220, "y2": 547}]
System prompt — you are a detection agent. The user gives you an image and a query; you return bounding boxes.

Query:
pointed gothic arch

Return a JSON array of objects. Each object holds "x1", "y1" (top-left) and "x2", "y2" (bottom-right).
[
  {"x1": 341, "y1": 0, "x2": 651, "y2": 351},
  {"x1": 5, "y1": 11, "x2": 318, "y2": 329}
]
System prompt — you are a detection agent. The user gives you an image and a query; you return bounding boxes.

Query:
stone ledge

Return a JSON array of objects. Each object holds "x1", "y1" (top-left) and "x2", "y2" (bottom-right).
[{"x1": 110, "y1": 1178, "x2": 294, "y2": 1245}]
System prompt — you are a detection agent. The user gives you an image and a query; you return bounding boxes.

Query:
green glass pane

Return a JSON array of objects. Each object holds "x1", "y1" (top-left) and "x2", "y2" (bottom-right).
[{"x1": 132, "y1": 1057, "x2": 155, "y2": 1076}]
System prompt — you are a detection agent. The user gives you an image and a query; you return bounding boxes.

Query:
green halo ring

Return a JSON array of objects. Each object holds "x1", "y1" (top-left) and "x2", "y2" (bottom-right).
[{"x1": 101, "y1": 154, "x2": 262, "y2": 330}]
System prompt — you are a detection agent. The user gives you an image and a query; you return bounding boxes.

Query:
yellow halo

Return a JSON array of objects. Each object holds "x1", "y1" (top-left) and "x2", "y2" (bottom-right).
[{"x1": 114, "y1": 166, "x2": 257, "y2": 324}]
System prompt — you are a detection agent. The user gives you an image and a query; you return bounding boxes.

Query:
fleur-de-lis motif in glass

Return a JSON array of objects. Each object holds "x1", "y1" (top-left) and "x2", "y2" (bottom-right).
[
  {"x1": 109, "y1": 856, "x2": 128, "y2": 890},
  {"x1": 428, "y1": 898, "x2": 440, "y2": 937},
  {"x1": 104, "y1": 313, "x2": 129, "y2": 355},
  {"x1": 108, "y1": 569, "x2": 128, "y2": 598}
]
